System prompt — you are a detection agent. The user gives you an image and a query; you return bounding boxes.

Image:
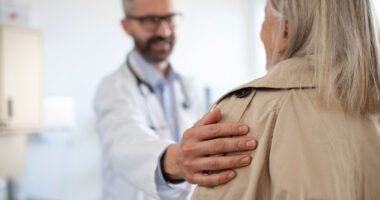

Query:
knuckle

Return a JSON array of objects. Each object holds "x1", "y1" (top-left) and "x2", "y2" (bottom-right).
[
  {"x1": 220, "y1": 173, "x2": 231, "y2": 184},
  {"x1": 232, "y1": 140, "x2": 240, "y2": 151},
  {"x1": 217, "y1": 175, "x2": 225, "y2": 185},
  {"x1": 210, "y1": 140, "x2": 225, "y2": 154},
  {"x1": 207, "y1": 124, "x2": 220, "y2": 137},
  {"x1": 230, "y1": 124, "x2": 238, "y2": 134},
  {"x1": 198, "y1": 178, "x2": 205, "y2": 186},
  {"x1": 185, "y1": 174, "x2": 195, "y2": 183},
  {"x1": 234, "y1": 139, "x2": 244, "y2": 151},
  {"x1": 182, "y1": 129, "x2": 194, "y2": 140},
  {"x1": 207, "y1": 159, "x2": 219, "y2": 170},
  {"x1": 228, "y1": 125, "x2": 236, "y2": 134},
  {"x1": 182, "y1": 145, "x2": 196, "y2": 157},
  {"x1": 183, "y1": 160, "x2": 193, "y2": 169},
  {"x1": 229, "y1": 157, "x2": 238, "y2": 168},
  {"x1": 200, "y1": 177, "x2": 210, "y2": 187}
]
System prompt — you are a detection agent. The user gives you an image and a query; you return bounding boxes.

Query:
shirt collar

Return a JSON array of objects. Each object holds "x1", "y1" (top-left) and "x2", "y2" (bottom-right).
[{"x1": 130, "y1": 50, "x2": 177, "y2": 88}]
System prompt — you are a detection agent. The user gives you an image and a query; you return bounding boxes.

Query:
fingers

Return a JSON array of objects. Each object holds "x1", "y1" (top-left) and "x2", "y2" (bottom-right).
[
  {"x1": 186, "y1": 123, "x2": 249, "y2": 141},
  {"x1": 193, "y1": 108, "x2": 222, "y2": 127},
  {"x1": 186, "y1": 170, "x2": 236, "y2": 187},
  {"x1": 184, "y1": 155, "x2": 252, "y2": 172},
  {"x1": 205, "y1": 138, "x2": 257, "y2": 155},
  {"x1": 184, "y1": 137, "x2": 257, "y2": 157},
  {"x1": 180, "y1": 108, "x2": 257, "y2": 187}
]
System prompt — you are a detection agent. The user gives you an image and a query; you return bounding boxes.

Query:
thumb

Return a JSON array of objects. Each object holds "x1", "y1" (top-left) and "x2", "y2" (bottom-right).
[{"x1": 193, "y1": 108, "x2": 222, "y2": 127}]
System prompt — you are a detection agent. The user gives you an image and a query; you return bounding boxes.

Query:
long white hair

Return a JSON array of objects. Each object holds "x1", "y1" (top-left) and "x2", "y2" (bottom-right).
[{"x1": 270, "y1": 0, "x2": 380, "y2": 115}]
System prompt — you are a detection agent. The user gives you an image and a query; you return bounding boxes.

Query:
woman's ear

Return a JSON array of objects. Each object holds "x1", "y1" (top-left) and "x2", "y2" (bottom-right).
[
  {"x1": 279, "y1": 20, "x2": 289, "y2": 54},
  {"x1": 283, "y1": 20, "x2": 288, "y2": 38}
]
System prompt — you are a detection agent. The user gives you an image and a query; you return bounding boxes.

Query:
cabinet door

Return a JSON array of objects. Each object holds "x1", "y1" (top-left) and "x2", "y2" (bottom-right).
[{"x1": 0, "y1": 26, "x2": 42, "y2": 133}]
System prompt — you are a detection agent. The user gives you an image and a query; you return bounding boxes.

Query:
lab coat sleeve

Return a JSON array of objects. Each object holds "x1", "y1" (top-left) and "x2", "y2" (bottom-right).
[
  {"x1": 94, "y1": 74, "x2": 173, "y2": 199},
  {"x1": 155, "y1": 150, "x2": 192, "y2": 198}
]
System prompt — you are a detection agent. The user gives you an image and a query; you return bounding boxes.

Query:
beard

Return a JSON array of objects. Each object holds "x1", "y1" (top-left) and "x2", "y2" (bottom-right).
[{"x1": 134, "y1": 36, "x2": 175, "y2": 63}]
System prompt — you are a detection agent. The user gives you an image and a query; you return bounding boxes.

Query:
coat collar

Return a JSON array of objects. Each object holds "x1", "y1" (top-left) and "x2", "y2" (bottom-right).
[
  {"x1": 234, "y1": 57, "x2": 316, "y2": 90},
  {"x1": 215, "y1": 57, "x2": 317, "y2": 104}
]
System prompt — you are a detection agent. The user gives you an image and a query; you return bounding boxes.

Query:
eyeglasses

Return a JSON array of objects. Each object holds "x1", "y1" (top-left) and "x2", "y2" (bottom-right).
[{"x1": 126, "y1": 13, "x2": 182, "y2": 32}]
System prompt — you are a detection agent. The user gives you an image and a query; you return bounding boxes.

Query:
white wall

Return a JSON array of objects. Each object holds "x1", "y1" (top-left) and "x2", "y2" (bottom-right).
[
  {"x1": 18, "y1": 0, "x2": 128, "y2": 198},
  {"x1": 248, "y1": 0, "x2": 267, "y2": 78},
  {"x1": 173, "y1": 0, "x2": 266, "y2": 98},
  {"x1": 173, "y1": 0, "x2": 252, "y2": 97},
  {"x1": 8, "y1": 0, "x2": 267, "y2": 199}
]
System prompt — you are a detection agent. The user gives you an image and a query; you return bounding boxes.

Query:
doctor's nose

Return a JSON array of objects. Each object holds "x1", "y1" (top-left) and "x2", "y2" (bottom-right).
[{"x1": 154, "y1": 21, "x2": 174, "y2": 37}]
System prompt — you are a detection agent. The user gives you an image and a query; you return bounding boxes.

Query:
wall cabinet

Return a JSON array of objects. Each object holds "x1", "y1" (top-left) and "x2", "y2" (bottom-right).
[{"x1": 0, "y1": 25, "x2": 42, "y2": 134}]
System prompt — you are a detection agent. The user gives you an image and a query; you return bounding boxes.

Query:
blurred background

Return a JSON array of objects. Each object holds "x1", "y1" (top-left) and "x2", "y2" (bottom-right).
[{"x1": 0, "y1": 0, "x2": 378, "y2": 199}]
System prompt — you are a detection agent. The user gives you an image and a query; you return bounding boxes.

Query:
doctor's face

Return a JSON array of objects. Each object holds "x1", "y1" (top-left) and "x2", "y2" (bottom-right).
[{"x1": 122, "y1": 0, "x2": 177, "y2": 63}]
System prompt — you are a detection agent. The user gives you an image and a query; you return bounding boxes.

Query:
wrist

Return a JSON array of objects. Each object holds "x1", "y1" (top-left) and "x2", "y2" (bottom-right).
[{"x1": 161, "y1": 144, "x2": 184, "y2": 182}]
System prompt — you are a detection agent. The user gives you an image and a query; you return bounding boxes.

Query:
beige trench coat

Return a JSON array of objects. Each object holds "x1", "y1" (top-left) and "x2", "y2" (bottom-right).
[{"x1": 192, "y1": 58, "x2": 380, "y2": 200}]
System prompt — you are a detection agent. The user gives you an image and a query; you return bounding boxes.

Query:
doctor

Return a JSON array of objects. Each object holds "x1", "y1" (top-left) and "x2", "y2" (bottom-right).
[{"x1": 94, "y1": 0, "x2": 258, "y2": 199}]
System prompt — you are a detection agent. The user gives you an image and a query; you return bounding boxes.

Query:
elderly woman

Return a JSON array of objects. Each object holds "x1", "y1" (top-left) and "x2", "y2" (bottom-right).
[{"x1": 192, "y1": 0, "x2": 380, "y2": 199}]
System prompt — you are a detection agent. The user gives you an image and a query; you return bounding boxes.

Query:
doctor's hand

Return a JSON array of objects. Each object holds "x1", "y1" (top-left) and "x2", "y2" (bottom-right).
[{"x1": 162, "y1": 108, "x2": 257, "y2": 187}]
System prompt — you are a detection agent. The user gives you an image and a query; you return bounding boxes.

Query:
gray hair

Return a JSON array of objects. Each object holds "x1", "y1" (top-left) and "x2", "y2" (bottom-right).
[
  {"x1": 122, "y1": 0, "x2": 134, "y2": 16},
  {"x1": 270, "y1": 0, "x2": 380, "y2": 115}
]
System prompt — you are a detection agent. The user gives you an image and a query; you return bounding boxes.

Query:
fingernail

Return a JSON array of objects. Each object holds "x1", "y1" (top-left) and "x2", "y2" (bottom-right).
[
  {"x1": 227, "y1": 171, "x2": 235, "y2": 179},
  {"x1": 246, "y1": 140, "x2": 256, "y2": 148},
  {"x1": 240, "y1": 156, "x2": 251, "y2": 165},
  {"x1": 239, "y1": 125, "x2": 249, "y2": 133}
]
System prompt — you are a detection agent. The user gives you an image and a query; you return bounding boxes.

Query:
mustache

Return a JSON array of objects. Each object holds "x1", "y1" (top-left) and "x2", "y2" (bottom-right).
[{"x1": 147, "y1": 36, "x2": 172, "y2": 46}]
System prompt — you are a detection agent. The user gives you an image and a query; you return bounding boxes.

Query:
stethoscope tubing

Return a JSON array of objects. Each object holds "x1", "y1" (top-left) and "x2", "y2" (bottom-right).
[{"x1": 126, "y1": 55, "x2": 191, "y2": 110}]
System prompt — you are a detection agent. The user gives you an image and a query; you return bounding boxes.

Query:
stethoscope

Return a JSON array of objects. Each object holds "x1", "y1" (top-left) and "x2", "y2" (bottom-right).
[{"x1": 126, "y1": 55, "x2": 191, "y2": 111}]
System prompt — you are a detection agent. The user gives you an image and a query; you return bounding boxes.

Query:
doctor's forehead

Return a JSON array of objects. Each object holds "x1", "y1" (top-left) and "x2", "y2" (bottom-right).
[{"x1": 128, "y1": 0, "x2": 177, "y2": 15}]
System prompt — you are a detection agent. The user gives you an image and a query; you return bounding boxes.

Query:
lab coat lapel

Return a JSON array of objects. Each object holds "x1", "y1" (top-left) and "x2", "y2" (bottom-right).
[
  {"x1": 173, "y1": 79, "x2": 195, "y2": 137},
  {"x1": 128, "y1": 56, "x2": 172, "y2": 140}
]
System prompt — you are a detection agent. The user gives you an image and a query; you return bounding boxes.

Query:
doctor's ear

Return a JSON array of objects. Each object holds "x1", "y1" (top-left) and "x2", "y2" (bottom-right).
[{"x1": 121, "y1": 19, "x2": 133, "y2": 36}]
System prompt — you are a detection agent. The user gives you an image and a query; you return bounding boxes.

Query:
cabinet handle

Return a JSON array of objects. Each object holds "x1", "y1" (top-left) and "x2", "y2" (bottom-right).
[
  {"x1": 0, "y1": 99, "x2": 12, "y2": 127},
  {"x1": 7, "y1": 99, "x2": 13, "y2": 119}
]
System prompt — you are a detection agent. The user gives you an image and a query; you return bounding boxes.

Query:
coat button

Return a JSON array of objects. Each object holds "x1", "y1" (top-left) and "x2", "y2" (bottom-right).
[{"x1": 234, "y1": 88, "x2": 253, "y2": 98}]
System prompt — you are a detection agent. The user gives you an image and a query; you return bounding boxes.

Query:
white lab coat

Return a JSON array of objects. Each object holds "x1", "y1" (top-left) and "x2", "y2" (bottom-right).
[{"x1": 94, "y1": 56, "x2": 204, "y2": 200}]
